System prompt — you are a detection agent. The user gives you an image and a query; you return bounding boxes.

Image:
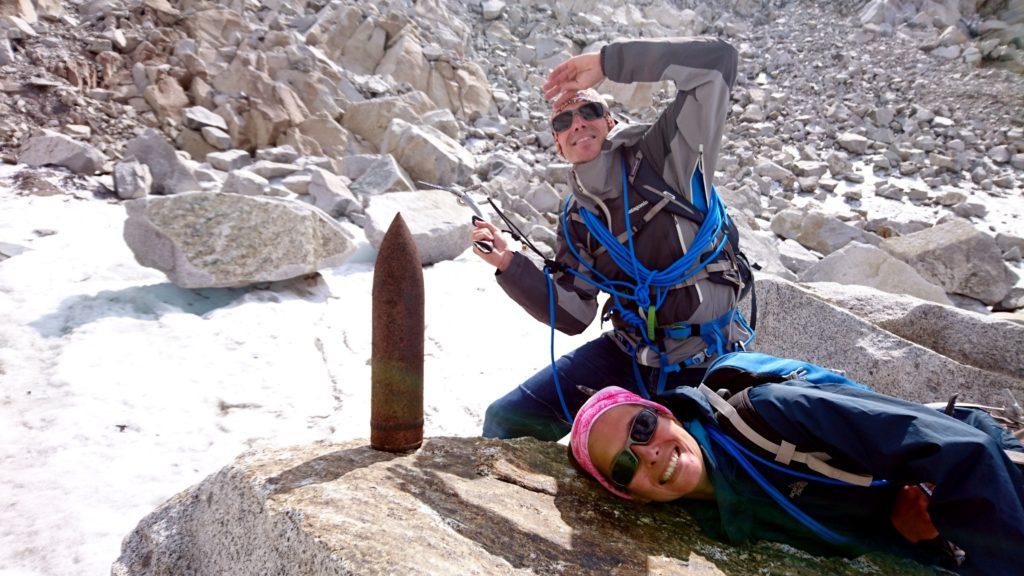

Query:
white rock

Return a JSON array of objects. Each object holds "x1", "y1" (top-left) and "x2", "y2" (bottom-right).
[
  {"x1": 349, "y1": 155, "x2": 415, "y2": 198},
  {"x1": 882, "y1": 220, "x2": 1013, "y2": 305},
  {"x1": 754, "y1": 160, "x2": 796, "y2": 187},
  {"x1": 248, "y1": 161, "x2": 301, "y2": 179},
  {"x1": 201, "y1": 127, "x2": 232, "y2": 150},
  {"x1": 481, "y1": 0, "x2": 505, "y2": 20},
  {"x1": 799, "y1": 242, "x2": 952, "y2": 304},
  {"x1": 222, "y1": 170, "x2": 269, "y2": 196},
  {"x1": 18, "y1": 129, "x2": 108, "y2": 174},
  {"x1": 255, "y1": 145, "x2": 300, "y2": 164},
  {"x1": 381, "y1": 119, "x2": 477, "y2": 187},
  {"x1": 364, "y1": 190, "x2": 473, "y2": 265},
  {"x1": 123, "y1": 192, "x2": 354, "y2": 289},
  {"x1": 114, "y1": 160, "x2": 153, "y2": 200},
  {"x1": 525, "y1": 182, "x2": 562, "y2": 214},
  {"x1": 182, "y1": 106, "x2": 228, "y2": 131},
  {"x1": 836, "y1": 132, "x2": 869, "y2": 155},
  {"x1": 124, "y1": 129, "x2": 201, "y2": 195},
  {"x1": 778, "y1": 239, "x2": 819, "y2": 274},
  {"x1": 207, "y1": 150, "x2": 252, "y2": 172},
  {"x1": 307, "y1": 167, "x2": 361, "y2": 218}
]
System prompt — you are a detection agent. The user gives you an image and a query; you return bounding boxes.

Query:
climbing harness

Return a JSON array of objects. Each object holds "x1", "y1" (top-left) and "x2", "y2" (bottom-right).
[{"x1": 547, "y1": 152, "x2": 755, "y2": 423}]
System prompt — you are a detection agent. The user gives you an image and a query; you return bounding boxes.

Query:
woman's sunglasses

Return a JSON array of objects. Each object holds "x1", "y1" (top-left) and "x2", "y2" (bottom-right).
[
  {"x1": 550, "y1": 101, "x2": 606, "y2": 133},
  {"x1": 608, "y1": 408, "x2": 659, "y2": 490}
]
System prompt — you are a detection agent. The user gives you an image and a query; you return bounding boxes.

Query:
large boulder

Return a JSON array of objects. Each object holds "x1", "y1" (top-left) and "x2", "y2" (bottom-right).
[
  {"x1": 801, "y1": 282, "x2": 1024, "y2": 381},
  {"x1": 123, "y1": 192, "x2": 354, "y2": 288},
  {"x1": 364, "y1": 190, "x2": 472, "y2": 265},
  {"x1": 18, "y1": 129, "x2": 107, "y2": 174},
  {"x1": 112, "y1": 438, "x2": 932, "y2": 576},
  {"x1": 735, "y1": 218, "x2": 796, "y2": 281},
  {"x1": 348, "y1": 154, "x2": 415, "y2": 198},
  {"x1": 307, "y1": 167, "x2": 361, "y2": 218},
  {"x1": 881, "y1": 220, "x2": 1013, "y2": 305},
  {"x1": 749, "y1": 276, "x2": 1023, "y2": 406},
  {"x1": 771, "y1": 209, "x2": 881, "y2": 255},
  {"x1": 124, "y1": 129, "x2": 201, "y2": 195},
  {"x1": 342, "y1": 93, "x2": 434, "y2": 150},
  {"x1": 381, "y1": 119, "x2": 477, "y2": 187},
  {"x1": 798, "y1": 242, "x2": 952, "y2": 305},
  {"x1": 144, "y1": 76, "x2": 190, "y2": 123}
]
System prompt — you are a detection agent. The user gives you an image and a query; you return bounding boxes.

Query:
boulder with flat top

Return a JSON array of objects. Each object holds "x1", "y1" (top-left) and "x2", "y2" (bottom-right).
[
  {"x1": 123, "y1": 192, "x2": 354, "y2": 288},
  {"x1": 112, "y1": 437, "x2": 934, "y2": 576}
]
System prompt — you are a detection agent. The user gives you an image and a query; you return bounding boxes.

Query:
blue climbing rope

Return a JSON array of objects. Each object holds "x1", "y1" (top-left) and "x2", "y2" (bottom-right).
[
  {"x1": 706, "y1": 425, "x2": 861, "y2": 547},
  {"x1": 548, "y1": 157, "x2": 748, "y2": 416}
]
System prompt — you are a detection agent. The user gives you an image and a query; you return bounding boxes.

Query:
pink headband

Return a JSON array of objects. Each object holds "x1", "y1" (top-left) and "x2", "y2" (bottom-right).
[
  {"x1": 569, "y1": 386, "x2": 673, "y2": 499},
  {"x1": 551, "y1": 88, "x2": 606, "y2": 117}
]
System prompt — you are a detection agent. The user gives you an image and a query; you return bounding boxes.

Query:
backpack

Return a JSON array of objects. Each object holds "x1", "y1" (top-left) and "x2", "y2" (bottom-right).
[{"x1": 698, "y1": 351, "x2": 1024, "y2": 472}]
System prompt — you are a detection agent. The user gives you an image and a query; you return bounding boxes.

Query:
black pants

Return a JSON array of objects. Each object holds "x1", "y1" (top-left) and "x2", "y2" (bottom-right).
[{"x1": 482, "y1": 334, "x2": 705, "y2": 441}]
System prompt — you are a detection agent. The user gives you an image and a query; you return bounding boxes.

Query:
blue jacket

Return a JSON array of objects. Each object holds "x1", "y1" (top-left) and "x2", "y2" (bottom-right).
[{"x1": 656, "y1": 381, "x2": 1024, "y2": 575}]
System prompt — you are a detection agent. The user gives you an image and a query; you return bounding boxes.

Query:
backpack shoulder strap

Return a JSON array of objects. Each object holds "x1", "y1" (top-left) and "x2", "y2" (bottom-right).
[{"x1": 698, "y1": 384, "x2": 876, "y2": 487}]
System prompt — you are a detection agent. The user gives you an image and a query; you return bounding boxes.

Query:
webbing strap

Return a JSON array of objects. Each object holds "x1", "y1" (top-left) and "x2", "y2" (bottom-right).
[
  {"x1": 663, "y1": 261, "x2": 735, "y2": 290},
  {"x1": 593, "y1": 196, "x2": 672, "y2": 258},
  {"x1": 698, "y1": 385, "x2": 875, "y2": 487}
]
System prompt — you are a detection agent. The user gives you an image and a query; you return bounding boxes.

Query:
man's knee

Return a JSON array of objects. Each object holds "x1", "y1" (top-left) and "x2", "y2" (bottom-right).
[
  {"x1": 482, "y1": 399, "x2": 513, "y2": 439},
  {"x1": 481, "y1": 393, "x2": 568, "y2": 441}
]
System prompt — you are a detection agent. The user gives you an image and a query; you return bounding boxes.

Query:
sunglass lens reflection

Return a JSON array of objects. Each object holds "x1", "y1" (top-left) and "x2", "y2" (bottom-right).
[{"x1": 630, "y1": 409, "x2": 658, "y2": 443}]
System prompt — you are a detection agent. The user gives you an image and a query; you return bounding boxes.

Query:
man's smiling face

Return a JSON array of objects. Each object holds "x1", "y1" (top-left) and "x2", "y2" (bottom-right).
[{"x1": 553, "y1": 100, "x2": 611, "y2": 165}]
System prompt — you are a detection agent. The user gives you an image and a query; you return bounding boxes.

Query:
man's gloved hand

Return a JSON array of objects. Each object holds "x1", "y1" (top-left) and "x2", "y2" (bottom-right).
[
  {"x1": 891, "y1": 483, "x2": 940, "y2": 543},
  {"x1": 472, "y1": 220, "x2": 513, "y2": 272}
]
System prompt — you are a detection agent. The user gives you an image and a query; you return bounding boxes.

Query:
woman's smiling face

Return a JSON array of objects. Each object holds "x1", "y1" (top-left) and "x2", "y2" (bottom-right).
[{"x1": 586, "y1": 404, "x2": 711, "y2": 502}]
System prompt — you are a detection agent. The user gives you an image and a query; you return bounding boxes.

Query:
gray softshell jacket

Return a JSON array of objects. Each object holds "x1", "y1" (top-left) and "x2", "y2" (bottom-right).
[{"x1": 497, "y1": 37, "x2": 747, "y2": 367}]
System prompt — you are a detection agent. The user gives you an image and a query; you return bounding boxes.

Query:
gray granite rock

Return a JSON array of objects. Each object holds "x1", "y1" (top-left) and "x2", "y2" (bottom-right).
[
  {"x1": 307, "y1": 167, "x2": 361, "y2": 218},
  {"x1": 799, "y1": 242, "x2": 951, "y2": 304},
  {"x1": 207, "y1": 149, "x2": 252, "y2": 172},
  {"x1": 364, "y1": 190, "x2": 473, "y2": 265},
  {"x1": 182, "y1": 106, "x2": 228, "y2": 131},
  {"x1": 112, "y1": 438, "x2": 934, "y2": 576},
  {"x1": 882, "y1": 220, "x2": 1013, "y2": 305},
  {"x1": 348, "y1": 154, "x2": 415, "y2": 198},
  {"x1": 18, "y1": 129, "x2": 107, "y2": 174},
  {"x1": 748, "y1": 276, "x2": 1023, "y2": 406},
  {"x1": 123, "y1": 192, "x2": 354, "y2": 288},
  {"x1": 221, "y1": 169, "x2": 269, "y2": 196},
  {"x1": 113, "y1": 159, "x2": 152, "y2": 200},
  {"x1": 801, "y1": 282, "x2": 1024, "y2": 380},
  {"x1": 778, "y1": 238, "x2": 819, "y2": 274},
  {"x1": 201, "y1": 127, "x2": 232, "y2": 150},
  {"x1": 773, "y1": 209, "x2": 881, "y2": 255},
  {"x1": 255, "y1": 145, "x2": 300, "y2": 164},
  {"x1": 124, "y1": 129, "x2": 200, "y2": 195},
  {"x1": 525, "y1": 181, "x2": 562, "y2": 214},
  {"x1": 754, "y1": 160, "x2": 796, "y2": 187},
  {"x1": 381, "y1": 119, "x2": 477, "y2": 187},
  {"x1": 836, "y1": 132, "x2": 869, "y2": 155}
]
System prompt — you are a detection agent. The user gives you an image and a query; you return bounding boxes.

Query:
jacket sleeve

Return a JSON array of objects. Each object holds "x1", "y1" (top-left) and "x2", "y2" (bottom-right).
[
  {"x1": 495, "y1": 211, "x2": 599, "y2": 335},
  {"x1": 601, "y1": 37, "x2": 738, "y2": 204},
  {"x1": 749, "y1": 383, "x2": 1024, "y2": 576}
]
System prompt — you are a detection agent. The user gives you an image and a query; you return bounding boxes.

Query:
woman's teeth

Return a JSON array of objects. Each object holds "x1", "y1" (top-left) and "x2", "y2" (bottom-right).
[{"x1": 660, "y1": 449, "x2": 679, "y2": 484}]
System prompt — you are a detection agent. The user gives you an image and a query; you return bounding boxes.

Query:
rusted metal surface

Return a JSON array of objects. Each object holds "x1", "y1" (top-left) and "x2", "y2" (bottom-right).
[{"x1": 371, "y1": 213, "x2": 424, "y2": 453}]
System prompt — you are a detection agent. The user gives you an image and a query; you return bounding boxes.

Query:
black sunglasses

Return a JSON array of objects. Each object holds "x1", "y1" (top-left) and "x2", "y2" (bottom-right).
[
  {"x1": 551, "y1": 101, "x2": 606, "y2": 133},
  {"x1": 608, "y1": 408, "x2": 659, "y2": 490}
]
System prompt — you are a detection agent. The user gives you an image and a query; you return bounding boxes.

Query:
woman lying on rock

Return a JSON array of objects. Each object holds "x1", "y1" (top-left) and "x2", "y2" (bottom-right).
[{"x1": 568, "y1": 352, "x2": 1024, "y2": 576}]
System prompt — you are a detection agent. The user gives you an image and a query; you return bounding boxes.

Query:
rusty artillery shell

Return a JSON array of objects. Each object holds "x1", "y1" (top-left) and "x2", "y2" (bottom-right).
[{"x1": 371, "y1": 213, "x2": 424, "y2": 453}]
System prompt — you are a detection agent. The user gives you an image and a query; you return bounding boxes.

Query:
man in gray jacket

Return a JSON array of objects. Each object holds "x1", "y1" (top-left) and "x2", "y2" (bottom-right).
[{"x1": 473, "y1": 37, "x2": 751, "y2": 441}]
